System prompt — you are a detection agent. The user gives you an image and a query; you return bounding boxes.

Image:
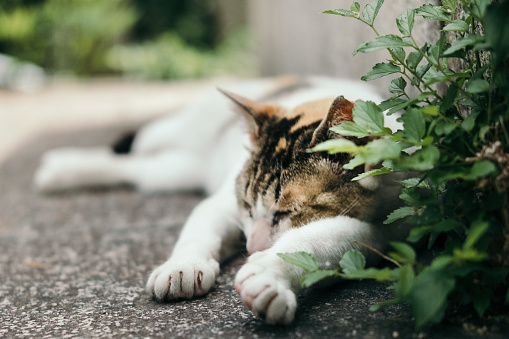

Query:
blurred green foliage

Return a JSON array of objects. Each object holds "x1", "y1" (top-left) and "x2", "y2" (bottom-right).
[
  {"x1": 107, "y1": 30, "x2": 254, "y2": 80},
  {"x1": 130, "y1": 0, "x2": 217, "y2": 49},
  {"x1": 0, "y1": 0, "x2": 250, "y2": 78}
]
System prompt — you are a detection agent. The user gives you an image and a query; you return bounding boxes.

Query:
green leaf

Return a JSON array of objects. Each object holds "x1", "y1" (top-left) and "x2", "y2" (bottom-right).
[
  {"x1": 427, "y1": 44, "x2": 440, "y2": 65},
  {"x1": 352, "y1": 101, "x2": 385, "y2": 134},
  {"x1": 379, "y1": 98, "x2": 406, "y2": 112},
  {"x1": 401, "y1": 107, "x2": 426, "y2": 143},
  {"x1": 484, "y1": 1, "x2": 509, "y2": 63},
  {"x1": 443, "y1": 34, "x2": 485, "y2": 55},
  {"x1": 395, "y1": 265, "x2": 415, "y2": 297},
  {"x1": 396, "y1": 9, "x2": 415, "y2": 36},
  {"x1": 435, "y1": 120, "x2": 457, "y2": 136},
  {"x1": 344, "y1": 155, "x2": 366, "y2": 170},
  {"x1": 505, "y1": 288, "x2": 509, "y2": 305},
  {"x1": 361, "y1": 62, "x2": 400, "y2": 81},
  {"x1": 361, "y1": 0, "x2": 384, "y2": 25},
  {"x1": 330, "y1": 122, "x2": 372, "y2": 138},
  {"x1": 407, "y1": 226, "x2": 433, "y2": 243},
  {"x1": 388, "y1": 77, "x2": 407, "y2": 94},
  {"x1": 414, "y1": 145, "x2": 440, "y2": 169},
  {"x1": 441, "y1": 80, "x2": 462, "y2": 111},
  {"x1": 323, "y1": 9, "x2": 358, "y2": 18},
  {"x1": 416, "y1": 63, "x2": 432, "y2": 81},
  {"x1": 365, "y1": 139, "x2": 401, "y2": 159},
  {"x1": 421, "y1": 136, "x2": 434, "y2": 146},
  {"x1": 384, "y1": 206, "x2": 415, "y2": 224},
  {"x1": 354, "y1": 35, "x2": 413, "y2": 55},
  {"x1": 339, "y1": 249, "x2": 366, "y2": 274},
  {"x1": 300, "y1": 270, "x2": 337, "y2": 288},
  {"x1": 389, "y1": 47, "x2": 406, "y2": 62},
  {"x1": 388, "y1": 98, "x2": 420, "y2": 116},
  {"x1": 277, "y1": 252, "x2": 319, "y2": 273},
  {"x1": 352, "y1": 167, "x2": 393, "y2": 181},
  {"x1": 461, "y1": 111, "x2": 479, "y2": 132},
  {"x1": 410, "y1": 270, "x2": 455, "y2": 328},
  {"x1": 392, "y1": 145, "x2": 440, "y2": 171},
  {"x1": 350, "y1": 2, "x2": 361, "y2": 13},
  {"x1": 443, "y1": 20, "x2": 469, "y2": 32},
  {"x1": 415, "y1": 4, "x2": 452, "y2": 22},
  {"x1": 399, "y1": 177, "x2": 429, "y2": 189},
  {"x1": 344, "y1": 138, "x2": 402, "y2": 169},
  {"x1": 342, "y1": 267, "x2": 393, "y2": 281},
  {"x1": 453, "y1": 248, "x2": 488, "y2": 262},
  {"x1": 430, "y1": 255, "x2": 454, "y2": 270},
  {"x1": 469, "y1": 0, "x2": 490, "y2": 19},
  {"x1": 441, "y1": 0, "x2": 457, "y2": 12},
  {"x1": 406, "y1": 50, "x2": 424, "y2": 70},
  {"x1": 472, "y1": 290, "x2": 491, "y2": 317},
  {"x1": 420, "y1": 105, "x2": 439, "y2": 116},
  {"x1": 464, "y1": 219, "x2": 490, "y2": 250},
  {"x1": 465, "y1": 160, "x2": 498, "y2": 180},
  {"x1": 428, "y1": 219, "x2": 461, "y2": 248},
  {"x1": 308, "y1": 138, "x2": 359, "y2": 154},
  {"x1": 417, "y1": 91, "x2": 434, "y2": 101},
  {"x1": 466, "y1": 79, "x2": 490, "y2": 93},
  {"x1": 399, "y1": 187, "x2": 421, "y2": 206},
  {"x1": 390, "y1": 242, "x2": 416, "y2": 264}
]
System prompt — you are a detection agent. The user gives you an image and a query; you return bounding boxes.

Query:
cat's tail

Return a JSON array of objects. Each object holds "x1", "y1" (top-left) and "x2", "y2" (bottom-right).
[{"x1": 111, "y1": 131, "x2": 137, "y2": 154}]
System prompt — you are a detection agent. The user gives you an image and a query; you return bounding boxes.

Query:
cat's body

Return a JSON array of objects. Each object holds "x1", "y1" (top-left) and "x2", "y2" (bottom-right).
[{"x1": 34, "y1": 76, "x2": 409, "y2": 325}]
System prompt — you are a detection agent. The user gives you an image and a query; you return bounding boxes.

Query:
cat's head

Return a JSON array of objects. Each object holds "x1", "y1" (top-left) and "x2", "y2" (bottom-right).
[{"x1": 221, "y1": 90, "x2": 378, "y2": 255}]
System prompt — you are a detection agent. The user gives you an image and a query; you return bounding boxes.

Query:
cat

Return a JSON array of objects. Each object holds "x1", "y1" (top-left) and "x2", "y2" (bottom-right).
[{"x1": 34, "y1": 76, "x2": 408, "y2": 325}]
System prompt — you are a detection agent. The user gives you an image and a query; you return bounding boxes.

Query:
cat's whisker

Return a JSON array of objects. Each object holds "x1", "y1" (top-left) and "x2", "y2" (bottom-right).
[{"x1": 340, "y1": 196, "x2": 360, "y2": 216}]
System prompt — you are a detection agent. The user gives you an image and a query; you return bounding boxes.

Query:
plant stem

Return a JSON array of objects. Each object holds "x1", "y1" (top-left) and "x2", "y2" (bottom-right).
[{"x1": 353, "y1": 241, "x2": 402, "y2": 268}]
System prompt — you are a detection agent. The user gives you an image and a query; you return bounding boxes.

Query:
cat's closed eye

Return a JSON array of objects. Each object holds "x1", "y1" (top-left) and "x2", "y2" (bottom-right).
[
  {"x1": 272, "y1": 211, "x2": 290, "y2": 226},
  {"x1": 243, "y1": 201, "x2": 253, "y2": 218}
]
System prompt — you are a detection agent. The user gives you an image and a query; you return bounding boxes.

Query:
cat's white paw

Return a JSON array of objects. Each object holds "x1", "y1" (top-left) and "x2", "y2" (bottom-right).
[
  {"x1": 235, "y1": 253, "x2": 297, "y2": 325},
  {"x1": 34, "y1": 147, "x2": 115, "y2": 192},
  {"x1": 146, "y1": 259, "x2": 220, "y2": 300}
]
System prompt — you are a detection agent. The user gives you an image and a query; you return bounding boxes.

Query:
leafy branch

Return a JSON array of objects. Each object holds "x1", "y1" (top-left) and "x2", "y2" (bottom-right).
[{"x1": 281, "y1": 0, "x2": 509, "y2": 329}]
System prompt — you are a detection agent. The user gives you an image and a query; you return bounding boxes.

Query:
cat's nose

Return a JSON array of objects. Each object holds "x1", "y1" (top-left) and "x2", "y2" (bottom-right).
[{"x1": 246, "y1": 218, "x2": 273, "y2": 255}]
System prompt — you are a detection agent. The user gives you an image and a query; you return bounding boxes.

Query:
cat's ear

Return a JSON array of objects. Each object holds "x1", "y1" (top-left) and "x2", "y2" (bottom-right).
[
  {"x1": 219, "y1": 88, "x2": 278, "y2": 142},
  {"x1": 309, "y1": 95, "x2": 354, "y2": 148}
]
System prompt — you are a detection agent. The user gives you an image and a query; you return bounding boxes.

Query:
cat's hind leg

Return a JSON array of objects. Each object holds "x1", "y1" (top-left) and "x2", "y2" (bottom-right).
[
  {"x1": 34, "y1": 147, "x2": 205, "y2": 193},
  {"x1": 34, "y1": 147, "x2": 131, "y2": 192}
]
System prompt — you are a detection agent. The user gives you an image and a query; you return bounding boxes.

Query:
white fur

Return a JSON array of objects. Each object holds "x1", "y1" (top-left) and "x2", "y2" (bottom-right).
[
  {"x1": 34, "y1": 76, "x2": 407, "y2": 325},
  {"x1": 235, "y1": 216, "x2": 375, "y2": 324}
]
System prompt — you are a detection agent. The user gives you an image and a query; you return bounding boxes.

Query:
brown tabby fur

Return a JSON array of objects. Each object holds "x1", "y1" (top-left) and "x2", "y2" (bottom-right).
[{"x1": 232, "y1": 95, "x2": 377, "y2": 233}]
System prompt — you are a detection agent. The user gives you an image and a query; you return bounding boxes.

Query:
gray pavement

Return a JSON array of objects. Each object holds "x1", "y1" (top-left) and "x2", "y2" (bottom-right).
[{"x1": 1, "y1": 123, "x2": 508, "y2": 338}]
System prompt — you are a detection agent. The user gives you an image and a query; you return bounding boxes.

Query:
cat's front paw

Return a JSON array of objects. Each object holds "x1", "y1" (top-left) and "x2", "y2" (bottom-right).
[
  {"x1": 146, "y1": 259, "x2": 219, "y2": 300},
  {"x1": 235, "y1": 253, "x2": 297, "y2": 325}
]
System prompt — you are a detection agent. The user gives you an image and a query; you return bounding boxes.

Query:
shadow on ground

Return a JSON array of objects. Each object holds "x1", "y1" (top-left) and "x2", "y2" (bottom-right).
[{"x1": 0, "y1": 124, "x2": 507, "y2": 338}]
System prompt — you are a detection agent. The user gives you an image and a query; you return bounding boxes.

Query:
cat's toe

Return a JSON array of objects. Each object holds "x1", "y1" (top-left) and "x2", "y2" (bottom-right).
[
  {"x1": 147, "y1": 260, "x2": 219, "y2": 300},
  {"x1": 235, "y1": 263, "x2": 296, "y2": 325}
]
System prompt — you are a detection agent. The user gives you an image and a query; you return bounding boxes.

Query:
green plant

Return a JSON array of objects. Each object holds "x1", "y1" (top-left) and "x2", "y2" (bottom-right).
[
  {"x1": 0, "y1": 0, "x2": 248, "y2": 78},
  {"x1": 0, "y1": 0, "x2": 137, "y2": 75},
  {"x1": 106, "y1": 29, "x2": 255, "y2": 80},
  {"x1": 279, "y1": 0, "x2": 509, "y2": 329}
]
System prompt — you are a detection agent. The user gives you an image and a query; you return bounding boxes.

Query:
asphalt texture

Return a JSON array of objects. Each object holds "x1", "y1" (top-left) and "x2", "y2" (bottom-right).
[{"x1": 1, "y1": 124, "x2": 508, "y2": 338}]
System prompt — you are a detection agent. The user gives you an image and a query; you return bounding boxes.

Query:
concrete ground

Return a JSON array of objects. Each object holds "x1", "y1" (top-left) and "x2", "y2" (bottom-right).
[{"x1": 0, "y1": 80, "x2": 508, "y2": 338}]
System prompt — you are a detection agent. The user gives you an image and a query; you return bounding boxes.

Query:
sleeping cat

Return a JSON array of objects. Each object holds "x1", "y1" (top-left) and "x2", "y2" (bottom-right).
[{"x1": 34, "y1": 76, "x2": 408, "y2": 325}]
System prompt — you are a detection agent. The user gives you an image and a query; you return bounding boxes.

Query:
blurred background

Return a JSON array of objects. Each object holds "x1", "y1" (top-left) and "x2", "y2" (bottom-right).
[
  {"x1": 0, "y1": 0, "x2": 252, "y2": 82},
  {"x1": 0, "y1": 0, "x2": 438, "y2": 162}
]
